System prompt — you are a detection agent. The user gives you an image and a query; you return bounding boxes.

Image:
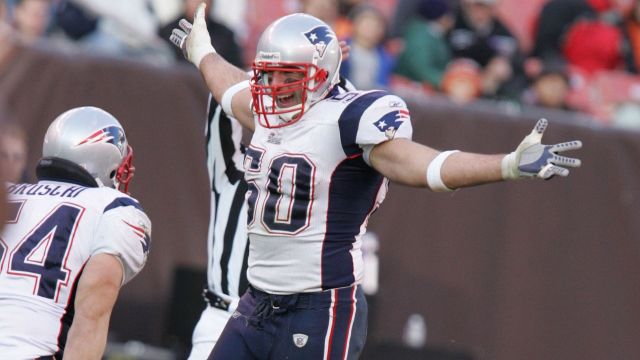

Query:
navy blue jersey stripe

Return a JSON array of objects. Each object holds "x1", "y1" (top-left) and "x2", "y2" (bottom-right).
[
  {"x1": 103, "y1": 197, "x2": 143, "y2": 213},
  {"x1": 238, "y1": 238, "x2": 250, "y2": 295},
  {"x1": 322, "y1": 156, "x2": 384, "y2": 290},
  {"x1": 55, "y1": 262, "x2": 86, "y2": 358},
  {"x1": 337, "y1": 91, "x2": 387, "y2": 156}
]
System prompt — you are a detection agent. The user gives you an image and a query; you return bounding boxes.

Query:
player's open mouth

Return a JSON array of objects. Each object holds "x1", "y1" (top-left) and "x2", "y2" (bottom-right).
[{"x1": 276, "y1": 93, "x2": 297, "y2": 108}]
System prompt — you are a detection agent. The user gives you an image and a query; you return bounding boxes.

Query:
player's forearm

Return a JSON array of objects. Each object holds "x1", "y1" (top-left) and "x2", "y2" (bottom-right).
[
  {"x1": 370, "y1": 139, "x2": 504, "y2": 190},
  {"x1": 64, "y1": 254, "x2": 122, "y2": 359},
  {"x1": 63, "y1": 314, "x2": 111, "y2": 360},
  {"x1": 199, "y1": 54, "x2": 254, "y2": 128},
  {"x1": 199, "y1": 53, "x2": 250, "y2": 103},
  {"x1": 440, "y1": 152, "x2": 504, "y2": 189}
]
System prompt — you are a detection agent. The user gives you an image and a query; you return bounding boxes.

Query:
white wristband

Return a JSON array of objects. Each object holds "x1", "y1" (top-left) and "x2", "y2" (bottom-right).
[
  {"x1": 221, "y1": 80, "x2": 250, "y2": 118},
  {"x1": 501, "y1": 151, "x2": 518, "y2": 180},
  {"x1": 426, "y1": 150, "x2": 459, "y2": 192},
  {"x1": 191, "y1": 42, "x2": 216, "y2": 69}
]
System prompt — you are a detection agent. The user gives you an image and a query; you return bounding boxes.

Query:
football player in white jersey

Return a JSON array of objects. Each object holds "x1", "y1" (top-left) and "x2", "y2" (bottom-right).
[
  {"x1": 0, "y1": 107, "x2": 151, "y2": 359},
  {"x1": 190, "y1": 71, "x2": 356, "y2": 360},
  {"x1": 170, "y1": 6, "x2": 581, "y2": 360}
]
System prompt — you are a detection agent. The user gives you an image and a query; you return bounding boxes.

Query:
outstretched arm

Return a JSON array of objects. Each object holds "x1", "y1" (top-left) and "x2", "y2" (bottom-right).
[
  {"x1": 370, "y1": 119, "x2": 582, "y2": 191},
  {"x1": 63, "y1": 254, "x2": 123, "y2": 360},
  {"x1": 370, "y1": 139, "x2": 504, "y2": 189},
  {"x1": 169, "y1": 2, "x2": 254, "y2": 130}
]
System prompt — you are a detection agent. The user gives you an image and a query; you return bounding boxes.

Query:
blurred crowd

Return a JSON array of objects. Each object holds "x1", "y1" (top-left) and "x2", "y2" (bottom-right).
[{"x1": 3, "y1": 0, "x2": 640, "y2": 128}]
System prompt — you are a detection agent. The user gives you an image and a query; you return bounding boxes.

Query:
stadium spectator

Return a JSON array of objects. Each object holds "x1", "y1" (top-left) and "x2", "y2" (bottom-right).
[
  {"x1": 10, "y1": 0, "x2": 53, "y2": 43},
  {"x1": 562, "y1": 0, "x2": 626, "y2": 74},
  {"x1": 0, "y1": 0, "x2": 7, "y2": 22},
  {"x1": 300, "y1": 0, "x2": 352, "y2": 39},
  {"x1": 388, "y1": 0, "x2": 422, "y2": 39},
  {"x1": 448, "y1": 0, "x2": 526, "y2": 99},
  {"x1": 340, "y1": 4, "x2": 394, "y2": 89},
  {"x1": 159, "y1": 0, "x2": 243, "y2": 68},
  {"x1": 171, "y1": 5, "x2": 582, "y2": 358},
  {"x1": 54, "y1": 1, "x2": 99, "y2": 41},
  {"x1": 57, "y1": 0, "x2": 173, "y2": 64},
  {"x1": 336, "y1": 0, "x2": 366, "y2": 38},
  {"x1": 531, "y1": 0, "x2": 595, "y2": 60},
  {"x1": 622, "y1": 0, "x2": 640, "y2": 72},
  {"x1": 393, "y1": 0, "x2": 454, "y2": 90},
  {"x1": 0, "y1": 106, "x2": 151, "y2": 359},
  {"x1": 521, "y1": 57, "x2": 573, "y2": 110},
  {"x1": 0, "y1": 122, "x2": 29, "y2": 183},
  {"x1": 441, "y1": 58, "x2": 483, "y2": 103}
]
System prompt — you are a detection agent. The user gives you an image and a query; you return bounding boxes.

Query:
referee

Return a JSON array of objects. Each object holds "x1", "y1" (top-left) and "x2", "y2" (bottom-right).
[{"x1": 188, "y1": 94, "x2": 249, "y2": 360}]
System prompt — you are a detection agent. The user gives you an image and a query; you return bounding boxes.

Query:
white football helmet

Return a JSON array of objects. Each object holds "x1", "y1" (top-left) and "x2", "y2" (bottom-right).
[
  {"x1": 42, "y1": 106, "x2": 134, "y2": 192},
  {"x1": 251, "y1": 13, "x2": 342, "y2": 128}
]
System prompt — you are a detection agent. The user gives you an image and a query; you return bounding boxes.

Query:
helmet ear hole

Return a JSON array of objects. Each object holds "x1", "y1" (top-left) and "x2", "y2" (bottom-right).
[
  {"x1": 310, "y1": 69, "x2": 328, "y2": 91},
  {"x1": 316, "y1": 69, "x2": 327, "y2": 82},
  {"x1": 110, "y1": 170, "x2": 116, "y2": 179}
]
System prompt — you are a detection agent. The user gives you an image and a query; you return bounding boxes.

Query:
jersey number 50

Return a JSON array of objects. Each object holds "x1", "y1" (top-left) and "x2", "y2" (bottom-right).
[{"x1": 245, "y1": 148, "x2": 316, "y2": 235}]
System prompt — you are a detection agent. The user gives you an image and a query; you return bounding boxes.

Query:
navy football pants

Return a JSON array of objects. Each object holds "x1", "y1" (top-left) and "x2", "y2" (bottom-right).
[{"x1": 208, "y1": 285, "x2": 367, "y2": 359}]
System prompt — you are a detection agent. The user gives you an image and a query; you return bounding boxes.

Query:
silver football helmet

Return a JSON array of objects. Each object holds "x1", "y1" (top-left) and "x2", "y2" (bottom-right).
[
  {"x1": 42, "y1": 106, "x2": 134, "y2": 192},
  {"x1": 251, "y1": 13, "x2": 342, "y2": 128}
]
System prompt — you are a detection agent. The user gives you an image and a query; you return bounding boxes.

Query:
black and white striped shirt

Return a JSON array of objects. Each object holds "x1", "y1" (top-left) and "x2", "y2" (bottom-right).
[{"x1": 204, "y1": 94, "x2": 249, "y2": 301}]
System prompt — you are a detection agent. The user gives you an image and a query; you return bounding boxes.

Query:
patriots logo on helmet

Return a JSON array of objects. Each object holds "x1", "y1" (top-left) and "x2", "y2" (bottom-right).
[
  {"x1": 373, "y1": 110, "x2": 409, "y2": 140},
  {"x1": 76, "y1": 126, "x2": 126, "y2": 154},
  {"x1": 303, "y1": 26, "x2": 335, "y2": 58}
]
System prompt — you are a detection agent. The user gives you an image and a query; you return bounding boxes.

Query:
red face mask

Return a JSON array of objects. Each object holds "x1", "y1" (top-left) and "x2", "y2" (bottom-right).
[
  {"x1": 250, "y1": 62, "x2": 328, "y2": 128},
  {"x1": 116, "y1": 145, "x2": 135, "y2": 194}
]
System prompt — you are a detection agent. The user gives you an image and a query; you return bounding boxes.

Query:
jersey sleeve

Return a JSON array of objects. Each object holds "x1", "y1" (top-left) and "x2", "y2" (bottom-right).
[
  {"x1": 92, "y1": 197, "x2": 151, "y2": 285},
  {"x1": 355, "y1": 91, "x2": 413, "y2": 147},
  {"x1": 337, "y1": 90, "x2": 413, "y2": 165}
]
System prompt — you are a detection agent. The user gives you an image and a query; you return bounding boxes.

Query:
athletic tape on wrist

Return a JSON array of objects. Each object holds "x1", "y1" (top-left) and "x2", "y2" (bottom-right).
[
  {"x1": 426, "y1": 150, "x2": 459, "y2": 192},
  {"x1": 501, "y1": 152, "x2": 518, "y2": 180},
  {"x1": 221, "y1": 80, "x2": 250, "y2": 118}
]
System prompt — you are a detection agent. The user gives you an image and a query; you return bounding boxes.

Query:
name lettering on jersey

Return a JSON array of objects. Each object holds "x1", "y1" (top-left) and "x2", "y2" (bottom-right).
[
  {"x1": 6, "y1": 183, "x2": 87, "y2": 198},
  {"x1": 373, "y1": 110, "x2": 409, "y2": 140}
]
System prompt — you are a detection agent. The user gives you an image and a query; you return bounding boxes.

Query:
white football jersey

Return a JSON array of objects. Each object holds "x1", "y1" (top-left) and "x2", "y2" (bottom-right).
[
  {"x1": 0, "y1": 180, "x2": 151, "y2": 359},
  {"x1": 245, "y1": 89, "x2": 413, "y2": 294}
]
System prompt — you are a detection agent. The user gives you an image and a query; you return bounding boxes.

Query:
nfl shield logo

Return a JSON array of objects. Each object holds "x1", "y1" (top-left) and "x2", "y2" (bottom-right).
[{"x1": 292, "y1": 333, "x2": 309, "y2": 348}]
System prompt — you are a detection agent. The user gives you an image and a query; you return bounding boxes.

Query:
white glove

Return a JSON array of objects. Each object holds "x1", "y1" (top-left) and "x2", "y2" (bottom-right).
[
  {"x1": 501, "y1": 118, "x2": 582, "y2": 180},
  {"x1": 168, "y1": 2, "x2": 216, "y2": 68}
]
